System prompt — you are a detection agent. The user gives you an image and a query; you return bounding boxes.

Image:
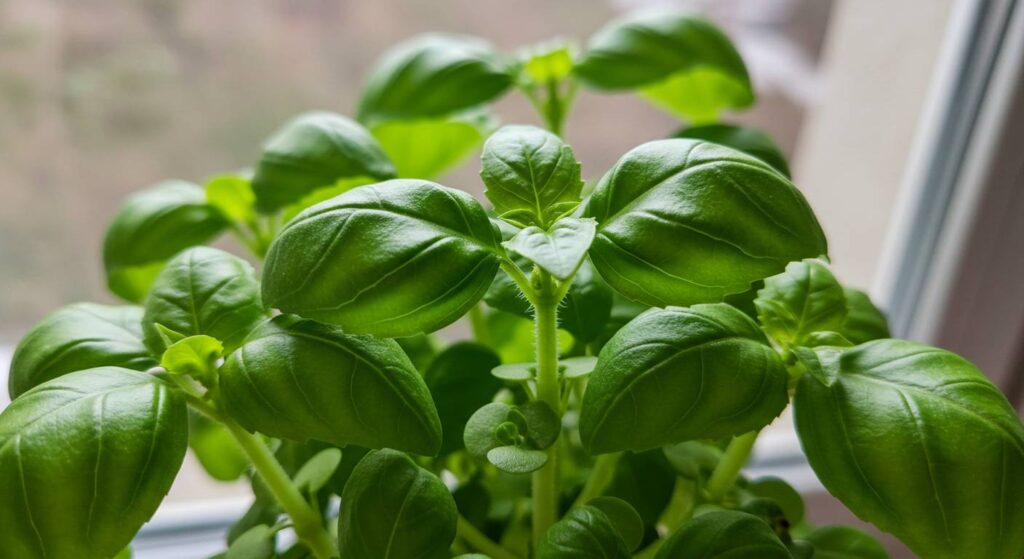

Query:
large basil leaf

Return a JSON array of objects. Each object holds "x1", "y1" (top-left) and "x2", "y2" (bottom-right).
[
  {"x1": 103, "y1": 180, "x2": 228, "y2": 302},
  {"x1": 220, "y1": 316, "x2": 442, "y2": 456},
  {"x1": 9, "y1": 303, "x2": 154, "y2": 399},
  {"x1": 840, "y1": 288, "x2": 890, "y2": 344},
  {"x1": 251, "y1": 111, "x2": 395, "y2": 212},
  {"x1": 141, "y1": 247, "x2": 267, "y2": 356},
  {"x1": 503, "y1": 218, "x2": 596, "y2": 281},
  {"x1": 481, "y1": 125, "x2": 584, "y2": 228},
  {"x1": 655, "y1": 511, "x2": 792, "y2": 558},
  {"x1": 338, "y1": 449, "x2": 457, "y2": 559},
  {"x1": 560, "y1": 259, "x2": 614, "y2": 344},
  {"x1": 580, "y1": 304, "x2": 788, "y2": 454},
  {"x1": 537, "y1": 504, "x2": 632, "y2": 558},
  {"x1": 0, "y1": 367, "x2": 188, "y2": 559},
  {"x1": 574, "y1": 12, "x2": 753, "y2": 123},
  {"x1": 675, "y1": 123, "x2": 790, "y2": 177},
  {"x1": 372, "y1": 111, "x2": 495, "y2": 180},
  {"x1": 755, "y1": 259, "x2": 847, "y2": 346},
  {"x1": 424, "y1": 342, "x2": 502, "y2": 455},
  {"x1": 262, "y1": 180, "x2": 502, "y2": 337},
  {"x1": 584, "y1": 139, "x2": 826, "y2": 307},
  {"x1": 358, "y1": 34, "x2": 513, "y2": 123},
  {"x1": 801, "y1": 525, "x2": 889, "y2": 559},
  {"x1": 793, "y1": 340, "x2": 1024, "y2": 559}
]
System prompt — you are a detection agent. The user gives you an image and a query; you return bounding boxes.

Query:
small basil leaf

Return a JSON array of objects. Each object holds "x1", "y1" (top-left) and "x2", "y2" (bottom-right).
[
  {"x1": 491, "y1": 362, "x2": 533, "y2": 382},
  {"x1": 755, "y1": 259, "x2": 847, "y2": 346},
  {"x1": 372, "y1": 111, "x2": 495, "y2": 180},
  {"x1": 358, "y1": 34, "x2": 513, "y2": 123},
  {"x1": 465, "y1": 402, "x2": 515, "y2": 457},
  {"x1": 580, "y1": 304, "x2": 789, "y2": 454},
  {"x1": 840, "y1": 287, "x2": 891, "y2": 344},
  {"x1": 424, "y1": 342, "x2": 502, "y2": 455},
  {"x1": 486, "y1": 445, "x2": 548, "y2": 474},
  {"x1": 518, "y1": 400, "x2": 561, "y2": 449},
  {"x1": 584, "y1": 140, "x2": 827, "y2": 307},
  {"x1": 561, "y1": 356, "x2": 598, "y2": 380},
  {"x1": 587, "y1": 496, "x2": 644, "y2": 551},
  {"x1": 537, "y1": 505, "x2": 631, "y2": 558},
  {"x1": 747, "y1": 476, "x2": 805, "y2": 526},
  {"x1": 262, "y1": 180, "x2": 502, "y2": 337},
  {"x1": 654, "y1": 511, "x2": 792, "y2": 559},
  {"x1": 0, "y1": 367, "x2": 188, "y2": 559},
  {"x1": 481, "y1": 125, "x2": 584, "y2": 228},
  {"x1": 220, "y1": 316, "x2": 442, "y2": 456},
  {"x1": 503, "y1": 218, "x2": 596, "y2": 281},
  {"x1": 9, "y1": 303, "x2": 154, "y2": 399},
  {"x1": 141, "y1": 247, "x2": 267, "y2": 356},
  {"x1": 662, "y1": 441, "x2": 722, "y2": 480},
  {"x1": 521, "y1": 41, "x2": 575, "y2": 85},
  {"x1": 226, "y1": 525, "x2": 275, "y2": 559},
  {"x1": 206, "y1": 174, "x2": 257, "y2": 225},
  {"x1": 292, "y1": 448, "x2": 343, "y2": 495},
  {"x1": 793, "y1": 340, "x2": 1024, "y2": 559},
  {"x1": 560, "y1": 259, "x2": 614, "y2": 343},
  {"x1": 484, "y1": 253, "x2": 533, "y2": 318},
  {"x1": 675, "y1": 123, "x2": 790, "y2": 177},
  {"x1": 227, "y1": 501, "x2": 279, "y2": 545},
  {"x1": 603, "y1": 450, "x2": 677, "y2": 533},
  {"x1": 338, "y1": 449, "x2": 457, "y2": 559},
  {"x1": 103, "y1": 180, "x2": 228, "y2": 302},
  {"x1": 160, "y1": 335, "x2": 223, "y2": 382},
  {"x1": 189, "y1": 413, "x2": 249, "y2": 482},
  {"x1": 251, "y1": 112, "x2": 395, "y2": 212},
  {"x1": 801, "y1": 525, "x2": 889, "y2": 559},
  {"x1": 575, "y1": 12, "x2": 753, "y2": 123},
  {"x1": 802, "y1": 331, "x2": 853, "y2": 348}
]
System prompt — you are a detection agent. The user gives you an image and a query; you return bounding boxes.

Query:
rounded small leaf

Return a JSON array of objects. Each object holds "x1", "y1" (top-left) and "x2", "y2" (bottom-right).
[
  {"x1": 103, "y1": 180, "x2": 228, "y2": 302},
  {"x1": 160, "y1": 335, "x2": 223, "y2": 381},
  {"x1": 424, "y1": 342, "x2": 502, "y2": 455},
  {"x1": 220, "y1": 316, "x2": 441, "y2": 455},
  {"x1": 538, "y1": 505, "x2": 631, "y2": 558},
  {"x1": 584, "y1": 140, "x2": 827, "y2": 307},
  {"x1": 655, "y1": 511, "x2": 792, "y2": 558},
  {"x1": 486, "y1": 445, "x2": 548, "y2": 474},
  {"x1": 262, "y1": 180, "x2": 502, "y2": 337},
  {"x1": 251, "y1": 111, "x2": 395, "y2": 211},
  {"x1": 206, "y1": 174, "x2": 257, "y2": 224},
  {"x1": 464, "y1": 402, "x2": 515, "y2": 457},
  {"x1": 338, "y1": 449, "x2": 457, "y2": 559},
  {"x1": 746, "y1": 476, "x2": 805, "y2": 526},
  {"x1": 801, "y1": 525, "x2": 889, "y2": 559},
  {"x1": 491, "y1": 362, "x2": 533, "y2": 382},
  {"x1": 226, "y1": 525, "x2": 276, "y2": 559},
  {"x1": 840, "y1": 287, "x2": 890, "y2": 344},
  {"x1": 755, "y1": 259, "x2": 847, "y2": 346},
  {"x1": 188, "y1": 413, "x2": 249, "y2": 482},
  {"x1": 0, "y1": 367, "x2": 188, "y2": 559},
  {"x1": 580, "y1": 304, "x2": 788, "y2": 454},
  {"x1": 292, "y1": 448, "x2": 343, "y2": 495},
  {"x1": 9, "y1": 303, "x2": 154, "y2": 399},
  {"x1": 794, "y1": 340, "x2": 1024, "y2": 559},
  {"x1": 561, "y1": 356, "x2": 598, "y2": 380},
  {"x1": 503, "y1": 218, "x2": 596, "y2": 281},
  {"x1": 675, "y1": 123, "x2": 790, "y2": 177},
  {"x1": 142, "y1": 247, "x2": 267, "y2": 356}
]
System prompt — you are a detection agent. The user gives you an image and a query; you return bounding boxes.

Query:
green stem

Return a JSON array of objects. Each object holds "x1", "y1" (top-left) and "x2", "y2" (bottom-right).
[
  {"x1": 706, "y1": 431, "x2": 759, "y2": 502},
  {"x1": 468, "y1": 304, "x2": 490, "y2": 345},
  {"x1": 571, "y1": 452, "x2": 621, "y2": 509},
  {"x1": 532, "y1": 270, "x2": 562, "y2": 553},
  {"x1": 224, "y1": 420, "x2": 339, "y2": 559},
  {"x1": 457, "y1": 516, "x2": 521, "y2": 559},
  {"x1": 544, "y1": 79, "x2": 564, "y2": 136}
]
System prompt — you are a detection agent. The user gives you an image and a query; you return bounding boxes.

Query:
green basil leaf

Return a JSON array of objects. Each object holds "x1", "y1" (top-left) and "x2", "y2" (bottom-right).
[
  {"x1": 561, "y1": 356, "x2": 598, "y2": 380},
  {"x1": 492, "y1": 362, "x2": 533, "y2": 382},
  {"x1": 338, "y1": 449, "x2": 457, "y2": 559},
  {"x1": 251, "y1": 111, "x2": 395, "y2": 212},
  {"x1": 755, "y1": 259, "x2": 847, "y2": 346},
  {"x1": 292, "y1": 448, "x2": 343, "y2": 495},
  {"x1": 560, "y1": 259, "x2": 614, "y2": 343},
  {"x1": 504, "y1": 218, "x2": 596, "y2": 280},
  {"x1": 584, "y1": 139, "x2": 827, "y2": 307},
  {"x1": 486, "y1": 445, "x2": 548, "y2": 474},
  {"x1": 206, "y1": 174, "x2": 257, "y2": 225},
  {"x1": 580, "y1": 304, "x2": 788, "y2": 454},
  {"x1": 358, "y1": 34, "x2": 513, "y2": 123},
  {"x1": 662, "y1": 441, "x2": 722, "y2": 480},
  {"x1": 226, "y1": 525, "x2": 275, "y2": 559},
  {"x1": 465, "y1": 402, "x2": 516, "y2": 457},
  {"x1": 9, "y1": 303, "x2": 154, "y2": 399},
  {"x1": 674, "y1": 123, "x2": 790, "y2": 177},
  {"x1": 587, "y1": 496, "x2": 644, "y2": 551},
  {"x1": 575, "y1": 12, "x2": 753, "y2": 123},
  {"x1": 220, "y1": 316, "x2": 441, "y2": 455},
  {"x1": 189, "y1": 413, "x2": 249, "y2": 482},
  {"x1": 262, "y1": 180, "x2": 502, "y2": 337},
  {"x1": 537, "y1": 504, "x2": 631, "y2": 558},
  {"x1": 481, "y1": 125, "x2": 584, "y2": 228},
  {"x1": 0, "y1": 367, "x2": 188, "y2": 559},
  {"x1": 424, "y1": 342, "x2": 502, "y2": 455},
  {"x1": 603, "y1": 450, "x2": 676, "y2": 534},
  {"x1": 141, "y1": 247, "x2": 267, "y2": 356},
  {"x1": 103, "y1": 180, "x2": 228, "y2": 302},
  {"x1": 793, "y1": 340, "x2": 1024, "y2": 559},
  {"x1": 801, "y1": 525, "x2": 889, "y2": 559},
  {"x1": 746, "y1": 477, "x2": 805, "y2": 526},
  {"x1": 160, "y1": 335, "x2": 222, "y2": 381},
  {"x1": 464, "y1": 401, "x2": 560, "y2": 463},
  {"x1": 521, "y1": 41, "x2": 575, "y2": 85},
  {"x1": 840, "y1": 288, "x2": 891, "y2": 344},
  {"x1": 655, "y1": 511, "x2": 791, "y2": 559},
  {"x1": 372, "y1": 112, "x2": 495, "y2": 180},
  {"x1": 227, "y1": 501, "x2": 279, "y2": 545}
]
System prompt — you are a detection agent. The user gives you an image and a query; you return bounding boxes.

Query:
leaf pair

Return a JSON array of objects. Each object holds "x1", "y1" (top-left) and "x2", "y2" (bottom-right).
[{"x1": 464, "y1": 401, "x2": 560, "y2": 474}]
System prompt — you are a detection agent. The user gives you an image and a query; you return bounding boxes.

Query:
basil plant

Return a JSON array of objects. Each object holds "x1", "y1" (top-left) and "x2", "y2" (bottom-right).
[{"x1": 4, "y1": 11, "x2": 1023, "y2": 559}]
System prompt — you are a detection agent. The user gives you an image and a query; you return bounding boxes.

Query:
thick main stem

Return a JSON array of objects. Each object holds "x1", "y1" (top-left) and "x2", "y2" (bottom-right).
[
  {"x1": 224, "y1": 420, "x2": 338, "y2": 559},
  {"x1": 532, "y1": 271, "x2": 562, "y2": 552},
  {"x1": 706, "y1": 430, "x2": 759, "y2": 502}
]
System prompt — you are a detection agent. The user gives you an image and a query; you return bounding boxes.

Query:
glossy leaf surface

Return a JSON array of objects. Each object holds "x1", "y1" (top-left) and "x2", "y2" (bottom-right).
[
  {"x1": 793, "y1": 340, "x2": 1024, "y2": 559},
  {"x1": 655, "y1": 511, "x2": 791, "y2": 558},
  {"x1": 580, "y1": 304, "x2": 788, "y2": 454},
  {"x1": 251, "y1": 111, "x2": 395, "y2": 211},
  {"x1": 338, "y1": 449, "x2": 457, "y2": 559},
  {"x1": 755, "y1": 259, "x2": 847, "y2": 346},
  {"x1": 262, "y1": 180, "x2": 502, "y2": 337},
  {"x1": 503, "y1": 218, "x2": 596, "y2": 280},
  {"x1": 675, "y1": 123, "x2": 790, "y2": 177},
  {"x1": 0, "y1": 367, "x2": 188, "y2": 559},
  {"x1": 537, "y1": 504, "x2": 631, "y2": 558},
  {"x1": 584, "y1": 140, "x2": 827, "y2": 307},
  {"x1": 9, "y1": 303, "x2": 154, "y2": 399},
  {"x1": 423, "y1": 342, "x2": 502, "y2": 455}
]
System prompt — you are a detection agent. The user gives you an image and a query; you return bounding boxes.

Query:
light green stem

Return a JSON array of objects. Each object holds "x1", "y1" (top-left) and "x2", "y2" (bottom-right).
[
  {"x1": 224, "y1": 420, "x2": 339, "y2": 559},
  {"x1": 458, "y1": 516, "x2": 522, "y2": 559},
  {"x1": 532, "y1": 271, "x2": 562, "y2": 553},
  {"x1": 571, "y1": 452, "x2": 621, "y2": 509},
  {"x1": 468, "y1": 304, "x2": 490, "y2": 345},
  {"x1": 706, "y1": 431, "x2": 759, "y2": 502}
]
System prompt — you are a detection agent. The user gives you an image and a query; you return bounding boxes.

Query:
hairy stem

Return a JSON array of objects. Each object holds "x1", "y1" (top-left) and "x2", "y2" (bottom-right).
[
  {"x1": 532, "y1": 270, "x2": 562, "y2": 552},
  {"x1": 457, "y1": 516, "x2": 521, "y2": 559},
  {"x1": 706, "y1": 431, "x2": 759, "y2": 502},
  {"x1": 571, "y1": 452, "x2": 621, "y2": 508}
]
